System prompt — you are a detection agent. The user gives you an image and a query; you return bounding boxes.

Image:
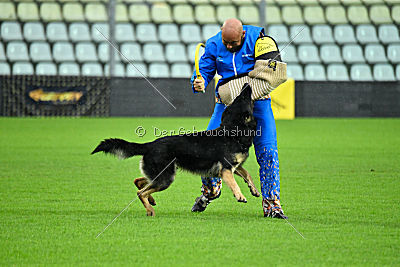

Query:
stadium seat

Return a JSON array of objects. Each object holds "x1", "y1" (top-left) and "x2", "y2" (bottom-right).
[
  {"x1": 63, "y1": 2, "x2": 85, "y2": 22},
  {"x1": 327, "y1": 64, "x2": 350, "y2": 81},
  {"x1": 1, "y1": 22, "x2": 23, "y2": 41},
  {"x1": 373, "y1": 64, "x2": 396, "y2": 81},
  {"x1": 378, "y1": 25, "x2": 400, "y2": 44},
  {"x1": 69, "y1": 23, "x2": 91, "y2": 42},
  {"x1": 173, "y1": 5, "x2": 195, "y2": 24},
  {"x1": 280, "y1": 45, "x2": 298, "y2": 63},
  {"x1": 326, "y1": 5, "x2": 347, "y2": 24},
  {"x1": 370, "y1": 5, "x2": 392, "y2": 24},
  {"x1": 231, "y1": 0, "x2": 254, "y2": 5},
  {"x1": 304, "y1": 64, "x2": 326, "y2": 81},
  {"x1": 348, "y1": 5, "x2": 370, "y2": 25},
  {"x1": 149, "y1": 63, "x2": 170, "y2": 78},
  {"x1": 159, "y1": 24, "x2": 180, "y2": 43},
  {"x1": 171, "y1": 63, "x2": 192, "y2": 78},
  {"x1": 238, "y1": 5, "x2": 259, "y2": 25},
  {"x1": 0, "y1": 43, "x2": 6, "y2": 61},
  {"x1": 126, "y1": 63, "x2": 147, "y2": 77},
  {"x1": 92, "y1": 23, "x2": 109, "y2": 43},
  {"x1": 217, "y1": 5, "x2": 237, "y2": 24},
  {"x1": 290, "y1": 25, "x2": 312, "y2": 44},
  {"x1": 365, "y1": 44, "x2": 387, "y2": 63},
  {"x1": 342, "y1": 44, "x2": 365, "y2": 63},
  {"x1": 17, "y1": 2, "x2": 40, "y2": 21},
  {"x1": 334, "y1": 25, "x2": 357, "y2": 44},
  {"x1": 151, "y1": 3, "x2": 173, "y2": 23},
  {"x1": 166, "y1": 43, "x2": 187, "y2": 63},
  {"x1": 267, "y1": 25, "x2": 290, "y2": 44},
  {"x1": 388, "y1": 44, "x2": 400, "y2": 63},
  {"x1": 356, "y1": 25, "x2": 379, "y2": 44},
  {"x1": 121, "y1": 43, "x2": 143, "y2": 62},
  {"x1": 265, "y1": 5, "x2": 282, "y2": 24},
  {"x1": 59, "y1": 63, "x2": 80, "y2": 76},
  {"x1": 53, "y1": 42, "x2": 75, "y2": 62},
  {"x1": 298, "y1": 44, "x2": 320, "y2": 63},
  {"x1": 36, "y1": 62, "x2": 57, "y2": 75},
  {"x1": 116, "y1": 4, "x2": 129, "y2": 22},
  {"x1": 76, "y1": 43, "x2": 98, "y2": 63},
  {"x1": 180, "y1": 24, "x2": 202, "y2": 44},
  {"x1": 143, "y1": 43, "x2": 165, "y2": 62},
  {"x1": 350, "y1": 64, "x2": 373, "y2": 81},
  {"x1": 6, "y1": 42, "x2": 29, "y2": 62},
  {"x1": 393, "y1": 5, "x2": 400, "y2": 24},
  {"x1": 12, "y1": 62, "x2": 34, "y2": 75},
  {"x1": 282, "y1": 5, "x2": 304, "y2": 24},
  {"x1": 187, "y1": 43, "x2": 204, "y2": 63},
  {"x1": 104, "y1": 63, "x2": 125, "y2": 77},
  {"x1": 195, "y1": 5, "x2": 217, "y2": 24},
  {"x1": 320, "y1": 44, "x2": 342, "y2": 63},
  {"x1": 0, "y1": 2, "x2": 16, "y2": 21},
  {"x1": 24, "y1": 23, "x2": 46, "y2": 42},
  {"x1": 202, "y1": 24, "x2": 221, "y2": 40},
  {"x1": 129, "y1": 4, "x2": 151, "y2": 23},
  {"x1": 287, "y1": 64, "x2": 304, "y2": 80},
  {"x1": 312, "y1": 25, "x2": 334, "y2": 44},
  {"x1": 0, "y1": 63, "x2": 11, "y2": 75},
  {"x1": 116, "y1": 23, "x2": 135, "y2": 42},
  {"x1": 136, "y1": 24, "x2": 158, "y2": 43},
  {"x1": 82, "y1": 63, "x2": 103, "y2": 76},
  {"x1": 396, "y1": 65, "x2": 400, "y2": 80},
  {"x1": 98, "y1": 42, "x2": 121, "y2": 63},
  {"x1": 85, "y1": 3, "x2": 107, "y2": 22},
  {"x1": 30, "y1": 42, "x2": 52, "y2": 62},
  {"x1": 40, "y1": 2, "x2": 62, "y2": 22},
  {"x1": 47, "y1": 23, "x2": 69, "y2": 42},
  {"x1": 304, "y1": 6, "x2": 326, "y2": 24}
]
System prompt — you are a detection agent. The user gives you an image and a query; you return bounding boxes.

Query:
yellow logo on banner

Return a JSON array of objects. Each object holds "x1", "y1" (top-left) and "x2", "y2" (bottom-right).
[
  {"x1": 271, "y1": 79, "x2": 295, "y2": 120},
  {"x1": 255, "y1": 37, "x2": 278, "y2": 58}
]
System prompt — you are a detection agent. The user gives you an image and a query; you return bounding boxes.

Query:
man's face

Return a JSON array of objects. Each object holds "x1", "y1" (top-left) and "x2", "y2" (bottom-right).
[{"x1": 222, "y1": 31, "x2": 245, "y2": 53}]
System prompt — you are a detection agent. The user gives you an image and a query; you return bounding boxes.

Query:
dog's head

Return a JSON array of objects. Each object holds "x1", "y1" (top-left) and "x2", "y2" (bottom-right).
[{"x1": 220, "y1": 83, "x2": 256, "y2": 130}]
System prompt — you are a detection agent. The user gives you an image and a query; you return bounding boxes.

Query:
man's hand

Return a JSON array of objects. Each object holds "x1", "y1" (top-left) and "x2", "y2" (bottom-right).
[{"x1": 193, "y1": 77, "x2": 205, "y2": 92}]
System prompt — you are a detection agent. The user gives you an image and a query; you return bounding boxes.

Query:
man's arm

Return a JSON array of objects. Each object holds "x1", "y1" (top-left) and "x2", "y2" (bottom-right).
[{"x1": 190, "y1": 40, "x2": 217, "y2": 93}]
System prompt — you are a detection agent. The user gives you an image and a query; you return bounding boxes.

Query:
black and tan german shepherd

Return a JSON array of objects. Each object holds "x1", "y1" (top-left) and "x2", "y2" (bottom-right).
[{"x1": 91, "y1": 84, "x2": 260, "y2": 216}]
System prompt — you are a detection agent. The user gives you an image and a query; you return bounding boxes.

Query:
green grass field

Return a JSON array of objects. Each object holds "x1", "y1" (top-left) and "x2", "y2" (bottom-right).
[{"x1": 0, "y1": 117, "x2": 399, "y2": 266}]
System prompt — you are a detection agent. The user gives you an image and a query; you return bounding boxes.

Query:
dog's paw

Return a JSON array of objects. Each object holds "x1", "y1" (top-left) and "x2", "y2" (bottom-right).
[
  {"x1": 146, "y1": 209, "x2": 155, "y2": 217},
  {"x1": 249, "y1": 185, "x2": 261, "y2": 197},
  {"x1": 235, "y1": 193, "x2": 247, "y2": 203}
]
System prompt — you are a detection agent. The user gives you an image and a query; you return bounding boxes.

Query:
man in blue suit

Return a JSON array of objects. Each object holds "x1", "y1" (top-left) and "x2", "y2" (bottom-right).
[{"x1": 190, "y1": 18, "x2": 287, "y2": 219}]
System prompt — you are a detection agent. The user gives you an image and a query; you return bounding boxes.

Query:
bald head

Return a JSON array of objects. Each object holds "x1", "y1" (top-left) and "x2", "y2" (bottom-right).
[{"x1": 221, "y1": 19, "x2": 245, "y2": 52}]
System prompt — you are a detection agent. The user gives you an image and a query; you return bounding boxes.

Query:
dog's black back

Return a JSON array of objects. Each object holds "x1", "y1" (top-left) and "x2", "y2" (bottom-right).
[{"x1": 92, "y1": 84, "x2": 256, "y2": 192}]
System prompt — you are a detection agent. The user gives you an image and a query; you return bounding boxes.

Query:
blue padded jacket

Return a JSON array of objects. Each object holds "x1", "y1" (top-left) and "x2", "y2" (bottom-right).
[{"x1": 190, "y1": 25, "x2": 264, "y2": 94}]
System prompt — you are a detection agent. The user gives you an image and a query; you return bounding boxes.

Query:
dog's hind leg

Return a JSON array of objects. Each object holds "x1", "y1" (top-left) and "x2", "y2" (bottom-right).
[
  {"x1": 234, "y1": 166, "x2": 260, "y2": 197},
  {"x1": 134, "y1": 177, "x2": 156, "y2": 206},
  {"x1": 221, "y1": 169, "x2": 247, "y2": 203},
  {"x1": 137, "y1": 187, "x2": 158, "y2": 217}
]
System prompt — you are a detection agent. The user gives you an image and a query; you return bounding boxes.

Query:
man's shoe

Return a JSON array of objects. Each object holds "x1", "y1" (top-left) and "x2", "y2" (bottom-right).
[
  {"x1": 191, "y1": 191, "x2": 221, "y2": 212},
  {"x1": 191, "y1": 195, "x2": 209, "y2": 212},
  {"x1": 264, "y1": 209, "x2": 288, "y2": 219},
  {"x1": 263, "y1": 198, "x2": 288, "y2": 219}
]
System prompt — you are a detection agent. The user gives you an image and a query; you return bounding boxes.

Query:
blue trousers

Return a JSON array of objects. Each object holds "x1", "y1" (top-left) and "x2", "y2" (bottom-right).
[{"x1": 201, "y1": 99, "x2": 281, "y2": 201}]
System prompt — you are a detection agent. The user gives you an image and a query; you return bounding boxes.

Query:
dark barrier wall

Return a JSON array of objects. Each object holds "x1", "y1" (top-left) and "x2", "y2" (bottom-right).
[
  {"x1": 1, "y1": 76, "x2": 400, "y2": 117},
  {"x1": 0, "y1": 75, "x2": 110, "y2": 116},
  {"x1": 110, "y1": 78, "x2": 216, "y2": 117},
  {"x1": 295, "y1": 81, "x2": 400, "y2": 117}
]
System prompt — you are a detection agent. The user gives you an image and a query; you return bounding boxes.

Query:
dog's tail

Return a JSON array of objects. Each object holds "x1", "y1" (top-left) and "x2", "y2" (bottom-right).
[{"x1": 91, "y1": 138, "x2": 148, "y2": 159}]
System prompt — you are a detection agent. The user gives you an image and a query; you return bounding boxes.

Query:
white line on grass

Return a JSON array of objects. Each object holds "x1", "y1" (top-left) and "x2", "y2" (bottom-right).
[{"x1": 96, "y1": 157, "x2": 177, "y2": 238}]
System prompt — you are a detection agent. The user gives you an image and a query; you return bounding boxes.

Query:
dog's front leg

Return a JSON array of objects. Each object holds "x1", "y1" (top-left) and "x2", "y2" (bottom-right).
[
  {"x1": 221, "y1": 169, "x2": 247, "y2": 203},
  {"x1": 234, "y1": 166, "x2": 260, "y2": 197}
]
